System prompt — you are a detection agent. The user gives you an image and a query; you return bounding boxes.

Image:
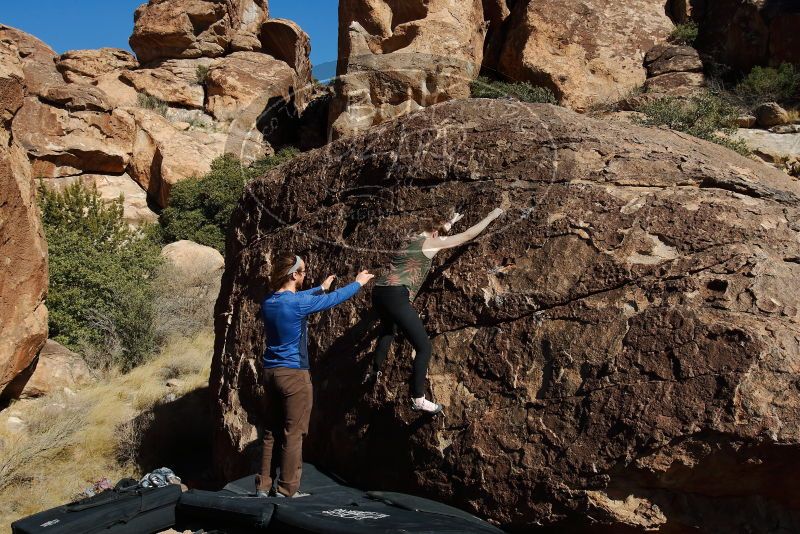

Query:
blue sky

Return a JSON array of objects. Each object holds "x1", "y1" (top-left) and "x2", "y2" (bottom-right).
[{"x1": 0, "y1": 0, "x2": 339, "y2": 79}]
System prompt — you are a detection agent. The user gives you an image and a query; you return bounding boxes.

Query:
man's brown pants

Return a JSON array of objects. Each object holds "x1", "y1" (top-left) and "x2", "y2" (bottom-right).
[{"x1": 255, "y1": 367, "x2": 313, "y2": 496}]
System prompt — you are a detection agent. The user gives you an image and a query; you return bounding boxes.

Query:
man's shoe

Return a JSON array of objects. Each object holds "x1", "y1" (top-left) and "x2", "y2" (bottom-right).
[
  {"x1": 411, "y1": 396, "x2": 443, "y2": 414},
  {"x1": 272, "y1": 490, "x2": 311, "y2": 498},
  {"x1": 256, "y1": 490, "x2": 270, "y2": 498}
]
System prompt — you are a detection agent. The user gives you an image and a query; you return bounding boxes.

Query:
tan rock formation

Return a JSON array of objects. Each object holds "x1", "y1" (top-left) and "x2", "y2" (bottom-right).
[
  {"x1": 16, "y1": 340, "x2": 94, "y2": 399},
  {"x1": 129, "y1": 0, "x2": 269, "y2": 64},
  {"x1": 491, "y1": 0, "x2": 673, "y2": 111},
  {"x1": 56, "y1": 48, "x2": 139, "y2": 84},
  {"x1": 692, "y1": 0, "x2": 800, "y2": 72},
  {"x1": 0, "y1": 24, "x2": 63, "y2": 97},
  {"x1": 213, "y1": 99, "x2": 800, "y2": 531},
  {"x1": 259, "y1": 18, "x2": 312, "y2": 107},
  {"x1": 122, "y1": 107, "x2": 219, "y2": 207},
  {"x1": 12, "y1": 97, "x2": 134, "y2": 178},
  {"x1": 329, "y1": 0, "x2": 486, "y2": 139},
  {"x1": 121, "y1": 58, "x2": 213, "y2": 109},
  {"x1": 0, "y1": 143, "x2": 48, "y2": 399},
  {"x1": 161, "y1": 240, "x2": 224, "y2": 275},
  {"x1": 205, "y1": 51, "x2": 294, "y2": 121},
  {"x1": 755, "y1": 102, "x2": 790, "y2": 129},
  {"x1": 49, "y1": 173, "x2": 158, "y2": 225}
]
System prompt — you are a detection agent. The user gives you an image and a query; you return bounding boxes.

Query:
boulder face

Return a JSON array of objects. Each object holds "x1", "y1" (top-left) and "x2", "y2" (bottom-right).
[
  {"x1": 129, "y1": 0, "x2": 269, "y2": 64},
  {"x1": 15, "y1": 340, "x2": 94, "y2": 399},
  {"x1": 690, "y1": 0, "x2": 800, "y2": 73},
  {"x1": 488, "y1": 0, "x2": 673, "y2": 111},
  {"x1": 0, "y1": 143, "x2": 48, "y2": 400},
  {"x1": 212, "y1": 99, "x2": 800, "y2": 532},
  {"x1": 329, "y1": 0, "x2": 486, "y2": 139}
]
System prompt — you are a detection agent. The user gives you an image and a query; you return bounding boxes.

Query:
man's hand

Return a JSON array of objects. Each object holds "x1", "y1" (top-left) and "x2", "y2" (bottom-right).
[
  {"x1": 321, "y1": 275, "x2": 336, "y2": 291},
  {"x1": 451, "y1": 211, "x2": 465, "y2": 225},
  {"x1": 355, "y1": 270, "x2": 375, "y2": 286}
]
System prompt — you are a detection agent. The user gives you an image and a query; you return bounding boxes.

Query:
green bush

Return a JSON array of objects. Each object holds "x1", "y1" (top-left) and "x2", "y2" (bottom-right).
[
  {"x1": 195, "y1": 65, "x2": 210, "y2": 85},
  {"x1": 471, "y1": 76, "x2": 558, "y2": 104},
  {"x1": 137, "y1": 92, "x2": 168, "y2": 116},
  {"x1": 734, "y1": 63, "x2": 800, "y2": 106},
  {"x1": 39, "y1": 182, "x2": 163, "y2": 371},
  {"x1": 159, "y1": 148, "x2": 299, "y2": 253},
  {"x1": 670, "y1": 22, "x2": 699, "y2": 46},
  {"x1": 635, "y1": 91, "x2": 750, "y2": 155}
]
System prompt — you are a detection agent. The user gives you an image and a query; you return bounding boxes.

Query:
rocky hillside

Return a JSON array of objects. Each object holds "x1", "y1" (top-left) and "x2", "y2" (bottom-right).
[
  {"x1": 212, "y1": 98, "x2": 800, "y2": 532},
  {"x1": 0, "y1": 0, "x2": 312, "y2": 401}
]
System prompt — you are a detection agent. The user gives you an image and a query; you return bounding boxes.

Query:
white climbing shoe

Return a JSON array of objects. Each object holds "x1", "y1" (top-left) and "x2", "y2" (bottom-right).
[{"x1": 411, "y1": 397, "x2": 443, "y2": 414}]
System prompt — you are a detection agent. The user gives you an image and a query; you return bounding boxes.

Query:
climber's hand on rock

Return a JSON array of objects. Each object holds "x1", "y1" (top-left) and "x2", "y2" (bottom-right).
[
  {"x1": 450, "y1": 211, "x2": 464, "y2": 225},
  {"x1": 355, "y1": 270, "x2": 375, "y2": 286},
  {"x1": 321, "y1": 275, "x2": 336, "y2": 291}
]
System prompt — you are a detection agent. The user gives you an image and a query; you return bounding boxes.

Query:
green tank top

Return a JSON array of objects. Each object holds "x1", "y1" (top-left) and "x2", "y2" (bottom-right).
[{"x1": 375, "y1": 236, "x2": 433, "y2": 298}]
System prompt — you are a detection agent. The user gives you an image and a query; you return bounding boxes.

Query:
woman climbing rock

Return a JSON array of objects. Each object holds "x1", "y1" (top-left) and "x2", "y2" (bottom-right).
[
  {"x1": 367, "y1": 208, "x2": 504, "y2": 414},
  {"x1": 258, "y1": 253, "x2": 374, "y2": 497}
]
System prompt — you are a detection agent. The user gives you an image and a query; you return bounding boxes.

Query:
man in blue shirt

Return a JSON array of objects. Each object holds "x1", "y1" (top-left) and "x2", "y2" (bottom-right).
[{"x1": 257, "y1": 252, "x2": 374, "y2": 498}]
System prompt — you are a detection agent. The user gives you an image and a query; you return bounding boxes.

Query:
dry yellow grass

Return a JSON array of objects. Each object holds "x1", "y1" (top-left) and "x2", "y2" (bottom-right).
[{"x1": 0, "y1": 331, "x2": 213, "y2": 531}]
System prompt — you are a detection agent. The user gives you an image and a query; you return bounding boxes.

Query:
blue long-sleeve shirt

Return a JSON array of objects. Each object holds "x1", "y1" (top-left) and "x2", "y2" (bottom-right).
[{"x1": 261, "y1": 282, "x2": 362, "y2": 369}]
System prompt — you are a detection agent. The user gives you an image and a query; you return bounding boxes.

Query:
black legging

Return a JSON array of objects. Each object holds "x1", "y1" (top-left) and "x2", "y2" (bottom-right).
[{"x1": 371, "y1": 285, "x2": 432, "y2": 398}]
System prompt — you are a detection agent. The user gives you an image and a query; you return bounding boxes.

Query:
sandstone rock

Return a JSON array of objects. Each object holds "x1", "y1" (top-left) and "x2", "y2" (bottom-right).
[
  {"x1": 737, "y1": 115, "x2": 757, "y2": 129},
  {"x1": 734, "y1": 128, "x2": 800, "y2": 167},
  {"x1": 56, "y1": 48, "x2": 139, "y2": 84},
  {"x1": 129, "y1": 0, "x2": 268, "y2": 64},
  {"x1": 644, "y1": 44, "x2": 703, "y2": 77},
  {"x1": 0, "y1": 143, "x2": 48, "y2": 400},
  {"x1": 0, "y1": 24, "x2": 63, "y2": 97},
  {"x1": 94, "y1": 72, "x2": 140, "y2": 108},
  {"x1": 40, "y1": 84, "x2": 110, "y2": 112},
  {"x1": 691, "y1": 0, "x2": 800, "y2": 72},
  {"x1": 161, "y1": 240, "x2": 224, "y2": 276},
  {"x1": 212, "y1": 99, "x2": 800, "y2": 532},
  {"x1": 643, "y1": 71, "x2": 705, "y2": 96},
  {"x1": 258, "y1": 19, "x2": 312, "y2": 107},
  {"x1": 0, "y1": 39, "x2": 25, "y2": 132},
  {"x1": 5, "y1": 416, "x2": 26, "y2": 433},
  {"x1": 204, "y1": 51, "x2": 295, "y2": 121},
  {"x1": 17, "y1": 340, "x2": 94, "y2": 399},
  {"x1": 755, "y1": 102, "x2": 790, "y2": 129},
  {"x1": 121, "y1": 107, "x2": 219, "y2": 207},
  {"x1": 770, "y1": 124, "x2": 800, "y2": 135},
  {"x1": 491, "y1": 0, "x2": 673, "y2": 111},
  {"x1": 329, "y1": 0, "x2": 486, "y2": 139},
  {"x1": 12, "y1": 97, "x2": 134, "y2": 177},
  {"x1": 121, "y1": 58, "x2": 214, "y2": 109}
]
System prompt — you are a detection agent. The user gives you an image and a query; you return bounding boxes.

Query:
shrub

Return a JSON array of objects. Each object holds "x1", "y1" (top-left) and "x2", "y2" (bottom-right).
[
  {"x1": 39, "y1": 182, "x2": 163, "y2": 371},
  {"x1": 195, "y1": 64, "x2": 210, "y2": 85},
  {"x1": 137, "y1": 92, "x2": 168, "y2": 116},
  {"x1": 669, "y1": 22, "x2": 699, "y2": 46},
  {"x1": 152, "y1": 261, "x2": 221, "y2": 345},
  {"x1": 635, "y1": 91, "x2": 751, "y2": 155},
  {"x1": 159, "y1": 148, "x2": 299, "y2": 253},
  {"x1": 734, "y1": 63, "x2": 800, "y2": 106},
  {"x1": 471, "y1": 76, "x2": 558, "y2": 104}
]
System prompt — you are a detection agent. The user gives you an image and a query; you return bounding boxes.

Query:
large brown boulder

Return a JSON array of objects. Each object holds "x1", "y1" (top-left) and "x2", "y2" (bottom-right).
[
  {"x1": 56, "y1": 48, "x2": 139, "y2": 84},
  {"x1": 258, "y1": 19, "x2": 312, "y2": 108},
  {"x1": 487, "y1": 0, "x2": 672, "y2": 111},
  {"x1": 11, "y1": 96, "x2": 134, "y2": 178},
  {"x1": 16, "y1": 340, "x2": 94, "y2": 399},
  {"x1": 121, "y1": 106, "x2": 220, "y2": 207},
  {"x1": 120, "y1": 58, "x2": 213, "y2": 109},
  {"x1": 329, "y1": 0, "x2": 486, "y2": 139},
  {"x1": 0, "y1": 143, "x2": 48, "y2": 400},
  {"x1": 0, "y1": 25, "x2": 63, "y2": 97},
  {"x1": 129, "y1": 0, "x2": 269, "y2": 64},
  {"x1": 212, "y1": 99, "x2": 800, "y2": 532},
  {"x1": 690, "y1": 0, "x2": 800, "y2": 72},
  {"x1": 204, "y1": 51, "x2": 295, "y2": 121}
]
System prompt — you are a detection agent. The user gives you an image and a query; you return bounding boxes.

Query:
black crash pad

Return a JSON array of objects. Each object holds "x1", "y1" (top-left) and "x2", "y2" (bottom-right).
[{"x1": 177, "y1": 464, "x2": 504, "y2": 533}]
